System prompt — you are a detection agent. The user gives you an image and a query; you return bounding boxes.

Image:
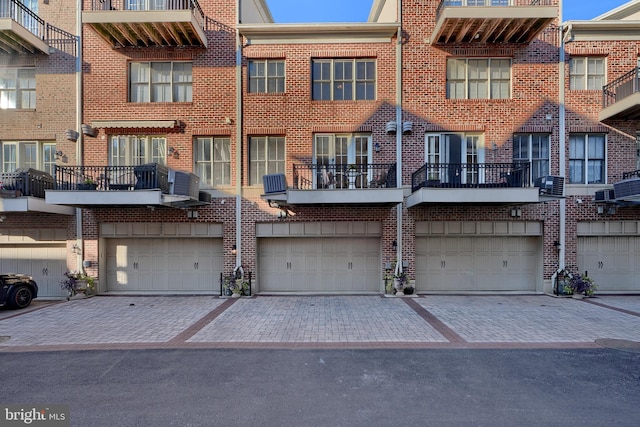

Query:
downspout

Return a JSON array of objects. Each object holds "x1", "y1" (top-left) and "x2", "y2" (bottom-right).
[
  {"x1": 75, "y1": 0, "x2": 83, "y2": 272},
  {"x1": 394, "y1": 0, "x2": 403, "y2": 277},
  {"x1": 234, "y1": 0, "x2": 243, "y2": 277},
  {"x1": 553, "y1": 2, "x2": 566, "y2": 292}
]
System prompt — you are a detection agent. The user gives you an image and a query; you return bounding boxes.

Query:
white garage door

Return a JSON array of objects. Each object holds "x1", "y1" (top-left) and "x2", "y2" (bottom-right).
[
  {"x1": 106, "y1": 238, "x2": 223, "y2": 293},
  {"x1": 258, "y1": 237, "x2": 380, "y2": 293},
  {"x1": 577, "y1": 236, "x2": 640, "y2": 292},
  {"x1": 0, "y1": 244, "x2": 68, "y2": 298},
  {"x1": 416, "y1": 236, "x2": 540, "y2": 292}
]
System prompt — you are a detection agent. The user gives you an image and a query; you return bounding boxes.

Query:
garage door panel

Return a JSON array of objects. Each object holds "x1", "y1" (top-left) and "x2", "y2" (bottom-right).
[
  {"x1": 578, "y1": 236, "x2": 640, "y2": 292},
  {"x1": 416, "y1": 236, "x2": 539, "y2": 292},
  {"x1": 0, "y1": 245, "x2": 67, "y2": 297}
]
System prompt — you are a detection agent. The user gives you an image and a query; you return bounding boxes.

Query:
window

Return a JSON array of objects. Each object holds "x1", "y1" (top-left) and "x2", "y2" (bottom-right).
[
  {"x1": 312, "y1": 59, "x2": 375, "y2": 101},
  {"x1": 109, "y1": 136, "x2": 166, "y2": 166},
  {"x1": 447, "y1": 58, "x2": 511, "y2": 99},
  {"x1": 570, "y1": 57, "x2": 605, "y2": 90},
  {"x1": 195, "y1": 137, "x2": 231, "y2": 187},
  {"x1": 0, "y1": 68, "x2": 36, "y2": 109},
  {"x1": 424, "y1": 133, "x2": 485, "y2": 184},
  {"x1": 0, "y1": 141, "x2": 54, "y2": 174},
  {"x1": 513, "y1": 134, "x2": 550, "y2": 183},
  {"x1": 248, "y1": 60, "x2": 285, "y2": 93},
  {"x1": 130, "y1": 62, "x2": 192, "y2": 102},
  {"x1": 636, "y1": 133, "x2": 640, "y2": 171},
  {"x1": 126, "y1": 0, "x2": 167, "y2": 11},
  {"x1": 249, "y1": 136, "x2": 285, "y2": 186},
  {"x1": 569, "y1": 134, "x2": 605, "y2": 184},
  {"x1": 314, "y1": 134, "x2": 371, "y2": 189}
]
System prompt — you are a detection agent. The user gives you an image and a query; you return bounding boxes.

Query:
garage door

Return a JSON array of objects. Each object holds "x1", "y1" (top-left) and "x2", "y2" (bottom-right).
[
  {"x1": 577, "y1": 236, "x2": 640, "y2": 292},
  {"x1": 0, "y1": 244, "x2": 68, "y2": 298},
  {"x1": 416, "y1": 236, "x2": 540, "y2": 292},
  {"x1": 106, "y1": 238, "x2": 223, "y2": 293},
  {"x1": 258, "y1": 237, "x2": 380, "y2": 293}
]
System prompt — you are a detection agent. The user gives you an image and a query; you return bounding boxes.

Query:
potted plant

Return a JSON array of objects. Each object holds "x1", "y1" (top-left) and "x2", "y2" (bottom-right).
[
  {"x1": 562, "y1": 271, "x2": 597, "y2": 299},
  {"x1": 393, "y1": 271, "x2": 407, "y2": 295},
  {"x1": 60, "y1": 270, "x2": 96, "y2": 300},
  {"x1": 77, "y1": 178, "x2": 97, "y2": 190}
]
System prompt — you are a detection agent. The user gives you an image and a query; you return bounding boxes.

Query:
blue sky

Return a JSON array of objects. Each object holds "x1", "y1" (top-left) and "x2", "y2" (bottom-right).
[{"x1": 265, "y1": 0, "x2": 631, "y2": 23}]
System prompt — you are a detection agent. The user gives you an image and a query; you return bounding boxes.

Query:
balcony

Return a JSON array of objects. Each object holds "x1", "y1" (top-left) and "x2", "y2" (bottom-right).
[
  {"x1": 83, "y1": 0, "x2": 207, "y2": 49},
  {"x1": 0, "y1": 0, "x2": 75, "y2": 54},
  {"x1": 262, "y1": 163, "x2": 404, "y2": 207},
  {"x1": 431, "y1": 0, "x2": 558, "y2": 45},
  {"x1": 600, "y1": 67, "x2": 640, "y2": 121},
  {"x1": 0, "y1": 168, "x2": 73, "y2": 214},
  {"x1": 407, "y1": 162, "x2": 540, "y2": 206},
  {"x1": 45, "y1": 164, "x2": 208, "y2": 208}
]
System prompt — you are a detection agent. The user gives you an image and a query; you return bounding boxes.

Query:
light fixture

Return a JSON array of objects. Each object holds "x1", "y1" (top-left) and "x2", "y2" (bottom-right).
[
  {"x1": 374, "y1": 142, "x2": 381, "y2": 152},
  {"x1": 392, "y1": 240, "x2": 398, "y2": 250},
  {"x1": 71, "y1": 243, "x2": 81, "y2": 255},
  {"x1": 277, "y1": 209, "x2": 288, "y2": 219},
  {"x1": 545, "y1": 114, "x2": 552, "y2": 121},
  {"x1": 224, "y1": 117, "x2": 233, "y2": 125},
  {"x1": 0, "y1": 215, "x2": 6, "y2": 222},
  {"x1": 231, "y1": 245, "x2": 237, "y2": 255},
  {"x1": 168, "y1": 147, "x2": 177, "y2": 156},
  {"x1": 187, "y1": 209, "x2": 198, "y2": 219},
  {"x1": 597, "y1": 205, "x2": 605, "y2": 215},
  {"x1": 55, "y1": 150, "x2": 64, "y2": 160},
  {"x1": 510, "y1": 208, "x2": 522, "y2": 217}
]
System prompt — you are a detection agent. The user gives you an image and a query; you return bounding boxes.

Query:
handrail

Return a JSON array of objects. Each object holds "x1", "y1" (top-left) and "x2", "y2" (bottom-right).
[
  {"x1": 411, "y1": 162, "x2": 531, "y2": 192},
  {"x1": 602, "y1": 67, "x2": 639, "y2": 109},
  {"x1": 0, "y1": 0, "x2": 45, "y2": 39},
  {"x1": 0, "y1": 168, "x2": 54, "y2": 198},
  {"x1": 89, "y1": 0, "x2": 205, "y2": 30},
  {"x1": 435, "y1": 0, "x2": 554, "y2": 20},
  {"x1": 54, "y1": 164, "x2": 171, "y2": 193},
  {"x1": 292, "y1": 163, "x2": 398, "y2": 190}
]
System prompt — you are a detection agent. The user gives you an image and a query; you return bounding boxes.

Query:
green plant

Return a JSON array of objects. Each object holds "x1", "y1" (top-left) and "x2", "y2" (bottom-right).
[
  {"x1": 83, "y1": 178, "x2": 96, "y2": 185},
  {"x1": 59, "y1": 270, "x2": 95, "y2": 293},
  {"x1": 561, "y1": 270, "x2": 596, "y2": 296}
]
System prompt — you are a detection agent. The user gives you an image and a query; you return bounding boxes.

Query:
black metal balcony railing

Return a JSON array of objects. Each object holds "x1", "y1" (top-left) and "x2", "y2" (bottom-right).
[
  {"x1": 0, "y1": 0, "x2": 45, "y2": 38},
  {"x1": 622, "y1": 170, "x2": 640, "y2": 180},
  {"x1": 293, "y1": 163, "x2": 398, "y2": 190},
  {"x1": 603, "y1": 67, "x2": 640, "y2": 109},
  {"x1": 0, "y1": 168, "x2": 54, "y2": 199},
  {"x1": 411, "y1": 162, "x2": 531, "y2": 193},
  {"x1": 436, "y1": 0, "x2": 554, "y2": 18},
  {"x1": 54, "y1": 164, "x2": 171, "y2": 193},
  {"x1": 90, "y1": 0, "x2": 205, "y2": 29}
]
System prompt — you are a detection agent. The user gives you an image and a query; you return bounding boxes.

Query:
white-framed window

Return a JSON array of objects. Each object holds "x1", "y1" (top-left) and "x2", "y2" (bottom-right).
[
  {"x1": 312, "y1": 59, "x2": 376, "y2": 101},
  {"x1": 446, "y1": 58, "x2": 511, "y2": 99},
  {"x1": 194, "y1": 137, "x2": 231, "y2": 188},
  {"x1": 314, "y1": 134, "x2": 371, "y2": 189},
  {"x1": 570, "y1": 57, "x2": 606, "y2": 90},
  {"x1": 0, "y1": 68, "x2": 36, "y2": 109},
  {"x1": 109, "y1": 136, "x2": 167, "y2": 166},
  {"x1": 569, "y1": 134, "x2": 605, "y2": 184},
  {"x1": 424, "y1": 133, "x2": 485, "y2": 184},
  {"x1": 249, "y1": 136, "x2": 285, "y2": 186},
  {"x1": 513, "y1": 133, "x2": 550, "y2": 183},
  {"x1": 248, "y1": 60, "x2": 285, "y2": 93},
  {"x1": 0, "y1": 141, "x2": 55, "y2": 174},
  {"x1": 129, "y1": 62, "x2": 192, "y2": 102},
  {"x1": 126, "y1": 0, "x2": 167, "y2": 11},
  {"x1": 636, "y1": 133, "x2": 640, "y2": 171}
]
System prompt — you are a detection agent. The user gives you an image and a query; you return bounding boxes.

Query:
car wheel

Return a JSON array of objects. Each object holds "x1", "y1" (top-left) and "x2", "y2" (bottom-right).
[{"x1": 9, "y1": 285, "x2": 33, "y2": 309}]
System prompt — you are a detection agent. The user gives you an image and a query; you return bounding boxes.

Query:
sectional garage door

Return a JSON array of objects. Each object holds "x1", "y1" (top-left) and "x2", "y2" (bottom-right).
[
  {"x1": 577, "y1": 236, "x2": 640, "y2": 293},
  {"x1": 0, "y1": 244, "x2": 67, "y2": 298},
  {"x1": 106, "y1": 238, "x2": 223, "y2": 293},
  {"x1": 258, "y1": 237, "x2": 380, "y2": 293},
  {"x1": 415, "y1": 221, "x2": 542, "y2": 293}
]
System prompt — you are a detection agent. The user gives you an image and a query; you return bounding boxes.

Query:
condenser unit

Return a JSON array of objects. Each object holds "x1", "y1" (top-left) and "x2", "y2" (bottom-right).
[
  {"x1": 613, "y1": 177, "x2": 640, "y2": 200},
  {"x1": 263, "y1": 174, "x2": 287, "y2": 194},
  {"x1": 535, "y1": 175, "x2": 564, "y2": 197},
  {"x1": 594, "y1": 189, "x2": 615, "y2": 203}
]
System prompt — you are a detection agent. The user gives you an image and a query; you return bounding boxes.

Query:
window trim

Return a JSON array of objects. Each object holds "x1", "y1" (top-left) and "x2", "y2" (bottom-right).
[
  {"x1": 569, "y1": 56, "x2": 606, "y2": 91},
  {"x1": 129, "y1": 61, "x2": 192, "y2": 103},
  {"x1": 0, "y1": 67, "x2": 36, "y2": 110},
  {"x1": 424, "y1": 132, "x2": 486, "y2": 184},
  {"x1": 446, "y1": 58, "x2": 511, "y2": 100},
  {"x1": 194, "y1": 136, "x2": 232, "y2": 188},
  {"x1": 568, "y1": 133, "x2": 606, "y2": 185},
  {"x1": 0, "y1": 140, "x2": 54, "y2": 174},
  {"x1": 248, "y1": 59, "x2": 286, "y2": 94},
  {"x1": 513, "y1": 133, "x2": 550, "y2": 185},
  {"x1": 249, "y1": 135, "x2": 286, "y2": 186},
  {"x1": 108, "y1": 135, "x2": 167, "y2": 166},
  {"x1": 312, "y1": 58, "x2": 376, "y2": 101}
]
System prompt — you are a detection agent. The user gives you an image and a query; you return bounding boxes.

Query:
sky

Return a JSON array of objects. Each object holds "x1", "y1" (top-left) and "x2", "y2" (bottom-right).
[{"x1": 265, "y1": 0, "x2": 632, "y2": 23}]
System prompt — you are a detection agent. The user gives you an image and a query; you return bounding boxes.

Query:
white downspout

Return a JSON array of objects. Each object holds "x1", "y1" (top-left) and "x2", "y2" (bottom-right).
[
  {"x1": 234, "y1": 0, "x2": 243, "y2": 277},
  {"x1": 75, "y1": 0, "x2": 83, "y2": 273},
  {"x1": 559, "y1": 4, "x2": 566, "y2": 274},
  {"x1": 395, "y1": 0, "x2": 403, "y2": 276}
]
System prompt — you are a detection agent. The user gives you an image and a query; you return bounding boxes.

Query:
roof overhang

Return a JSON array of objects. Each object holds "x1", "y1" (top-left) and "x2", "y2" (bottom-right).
[
  {"x1": 564, "y1": 21, "x2": 640, "y2": 41},
  {"x1": 91, "y1": 120, "x2": 177, "y2": 129},
  {"x1": 238, "y1": 23, "x2": 400, "y2": 44}
]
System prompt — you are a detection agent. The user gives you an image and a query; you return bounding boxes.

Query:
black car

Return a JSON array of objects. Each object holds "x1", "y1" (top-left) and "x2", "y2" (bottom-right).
[{"x1": 0, "y1": 274, "x2": 38, "y2": 309}]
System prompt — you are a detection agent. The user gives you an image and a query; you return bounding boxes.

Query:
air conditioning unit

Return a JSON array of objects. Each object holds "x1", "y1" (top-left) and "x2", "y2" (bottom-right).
[
  {"x1": 263, "y1": 173, "x2": 287, "y2": 194},
  {"x1": 594, "y1": 189, "x2": 615, "y2": 203},
  {"x1": 168, "y1": 169, "x2": 199, "y2": 199},
  {"x1": 198, "y1": 191, "x2": 212, "y2": 203},
  {"x1": 614, "y1": 177, "x2": 640, "y2": 199},
  {"x1": 535, "y1": 175, "x2": 564, "y2": 197}
]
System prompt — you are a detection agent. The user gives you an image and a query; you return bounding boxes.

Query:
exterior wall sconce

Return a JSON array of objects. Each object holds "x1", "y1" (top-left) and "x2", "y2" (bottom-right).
[
  {"x1": 510, "y1": 208, "x2": 522, "y2": 217},
  {"x1": 71, "y1": 244, "x2": 81, "y2": 255},
  {"x1": 186, "y1": 209, "x2": 198, "y2": 219},
  {"x1": 553, "y1": 240, "x2": 561, "y2": 251},
  {"x1": 374, "y1": 142, "x2": 381, "y2": 152},
  {"x1": 224, "y1": 117, "x2": 233, "y2": 124},
  {"x1": 231, "y1": 244, "x2": 237, "y2": 255},
  {"x1": 392, "y1": 240, "x2": 398, "y2": 250},
  {"x1": 55, "y1": 150, "x2": 64, "y2": 160}
]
